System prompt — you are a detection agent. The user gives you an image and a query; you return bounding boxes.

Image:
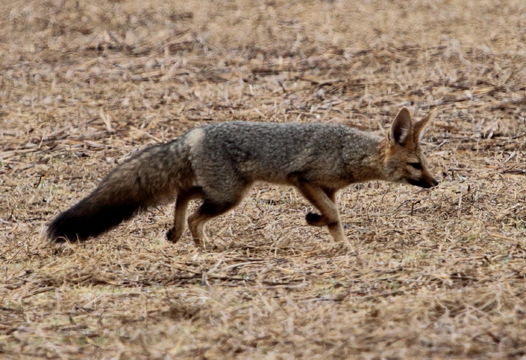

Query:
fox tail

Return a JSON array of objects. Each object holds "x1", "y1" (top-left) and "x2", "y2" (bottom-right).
[{"x1": 47, "y1": 141, "x2": 187, "y2": 242}]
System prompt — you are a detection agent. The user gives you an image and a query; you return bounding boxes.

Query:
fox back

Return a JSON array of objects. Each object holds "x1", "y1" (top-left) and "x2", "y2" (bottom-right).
[{"x1": 190, "y1": 121, "x2": 383, "y2": 188}]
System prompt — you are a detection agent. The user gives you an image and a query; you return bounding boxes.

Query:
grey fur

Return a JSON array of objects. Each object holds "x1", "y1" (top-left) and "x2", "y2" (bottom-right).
[{"x1": 190, "y1": 122, "x2": 383, "y2": 194}]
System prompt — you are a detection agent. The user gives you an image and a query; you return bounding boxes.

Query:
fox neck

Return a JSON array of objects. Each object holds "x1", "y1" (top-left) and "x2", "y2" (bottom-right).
[
  {"x1": 374, "y1": 138, "x2": 395, "y2": 182},
  {"x1": 343, "y1": 136, "x2": 389, "y2": 183},
  {"x1": 363, "y1": 142, "x2": 389, "y2": 182}
]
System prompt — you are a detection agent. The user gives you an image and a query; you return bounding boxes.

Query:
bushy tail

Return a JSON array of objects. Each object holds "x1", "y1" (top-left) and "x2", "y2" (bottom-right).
[
  {"x1": 47, "y1": 141, "x2": 188, "y2": 242},
  {"x1": 47, "y1": 191, "x2": 146, "y2": 242}
]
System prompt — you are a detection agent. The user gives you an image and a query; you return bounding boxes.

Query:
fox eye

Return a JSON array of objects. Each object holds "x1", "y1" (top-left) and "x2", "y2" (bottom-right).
[{"x1": 409, "y1": 162, "x2": 423, "y2": 170}]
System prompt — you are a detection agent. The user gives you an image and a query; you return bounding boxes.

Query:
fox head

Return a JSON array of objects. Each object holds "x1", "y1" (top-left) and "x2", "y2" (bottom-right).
[{"x1": 383, "y1": 107, "x2": 439, "y2": 188}]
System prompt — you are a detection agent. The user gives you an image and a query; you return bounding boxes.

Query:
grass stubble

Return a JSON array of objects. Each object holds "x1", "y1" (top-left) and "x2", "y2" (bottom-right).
[{"x1": 1, "y1": 0, "x2": 525, "y2": 358}]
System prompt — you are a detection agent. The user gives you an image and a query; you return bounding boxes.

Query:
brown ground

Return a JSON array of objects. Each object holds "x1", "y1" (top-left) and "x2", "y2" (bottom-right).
[{"x1": 1, "y1": 0, "x2": 526, "y2": 359}]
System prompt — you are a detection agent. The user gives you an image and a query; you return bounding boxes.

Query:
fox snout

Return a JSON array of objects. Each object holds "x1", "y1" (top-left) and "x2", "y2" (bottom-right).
[{"x1": 407, "y1": 175, "x2": 439, "y2": 188}]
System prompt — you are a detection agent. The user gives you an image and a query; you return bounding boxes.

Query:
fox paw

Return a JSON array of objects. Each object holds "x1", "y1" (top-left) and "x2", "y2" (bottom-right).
[
  {"x1": 306, "y1": 212, "x2": 327, "y2": 226},
  {"x1": 166, "y1": 228, "x2": 178, "y2": 243}
]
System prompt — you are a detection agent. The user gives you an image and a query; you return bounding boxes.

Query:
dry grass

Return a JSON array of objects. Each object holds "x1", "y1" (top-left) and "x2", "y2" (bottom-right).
[{"x1": 1, "y1": 0, "x2": 526, "y2": 358}]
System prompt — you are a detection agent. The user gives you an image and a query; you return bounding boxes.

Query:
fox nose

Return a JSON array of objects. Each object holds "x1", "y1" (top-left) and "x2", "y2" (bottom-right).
[{"x1": 430, "y1": 178, "x2": 439, "y2": 187}]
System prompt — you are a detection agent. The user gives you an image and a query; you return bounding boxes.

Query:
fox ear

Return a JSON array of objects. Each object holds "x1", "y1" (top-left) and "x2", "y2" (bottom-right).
[
  {"x1": 413, "y1": 109, "x2": 436, "y2": 141},
  {"x1": 390, "y1": 107, "x2": 412, "y2": 146}
]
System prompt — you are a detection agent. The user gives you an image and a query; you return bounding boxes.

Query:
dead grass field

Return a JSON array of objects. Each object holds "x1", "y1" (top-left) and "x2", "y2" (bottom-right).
[{"x1": 1, "y1": 0, "x2": 526, "y2": 358}]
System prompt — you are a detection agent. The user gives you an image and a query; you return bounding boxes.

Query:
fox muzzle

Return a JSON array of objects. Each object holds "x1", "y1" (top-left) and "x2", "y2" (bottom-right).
[{"x1": 407, "y1": 177, "x2": 439, "y2": 188}]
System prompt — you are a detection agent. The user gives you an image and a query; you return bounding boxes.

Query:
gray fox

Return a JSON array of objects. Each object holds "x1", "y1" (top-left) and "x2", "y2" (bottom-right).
[{"x1": 47, "y1": 107, "x2": 438, "y2": 246}]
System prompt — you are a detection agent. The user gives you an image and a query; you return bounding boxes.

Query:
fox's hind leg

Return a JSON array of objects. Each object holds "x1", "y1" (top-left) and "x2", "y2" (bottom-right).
[
  {"x1": 293, "y1": 183, "x2": 346, "y2": 243},
  {"x1": 188, "y1": 198, "x2": 242, "y2": 248},
  {"x1": 187, "y1": 181, "x2": 250, "y2": 248},
  {"x1": 166, "y1": 188, "x2": 202, "y2": 243}
]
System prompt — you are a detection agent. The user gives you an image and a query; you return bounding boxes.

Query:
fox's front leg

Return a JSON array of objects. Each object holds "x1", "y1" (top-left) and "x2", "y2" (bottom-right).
[
  {"x1": 305, "y1": 188, "x2": 337, "y2": 226},
  {"x1": 293, "y1": 182, "x2": 346, "y2": 243}
]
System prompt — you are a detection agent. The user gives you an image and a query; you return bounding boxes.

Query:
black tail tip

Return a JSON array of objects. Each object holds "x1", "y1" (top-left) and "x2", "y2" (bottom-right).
[
  {"x1": 46, "y1": 196, "x2": 143, "y2": 243},
  {"x1": 47, "y1": 217, "x2": 90, "y2": 243},
  {"x1": 46, "y1": 203, "x2": 102, "y2": 242}
]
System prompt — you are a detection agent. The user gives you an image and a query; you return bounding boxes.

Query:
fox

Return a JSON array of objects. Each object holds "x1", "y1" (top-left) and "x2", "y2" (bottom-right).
[{"x1": 47, "y1": 107, "x2": 438, "y2": 246}]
